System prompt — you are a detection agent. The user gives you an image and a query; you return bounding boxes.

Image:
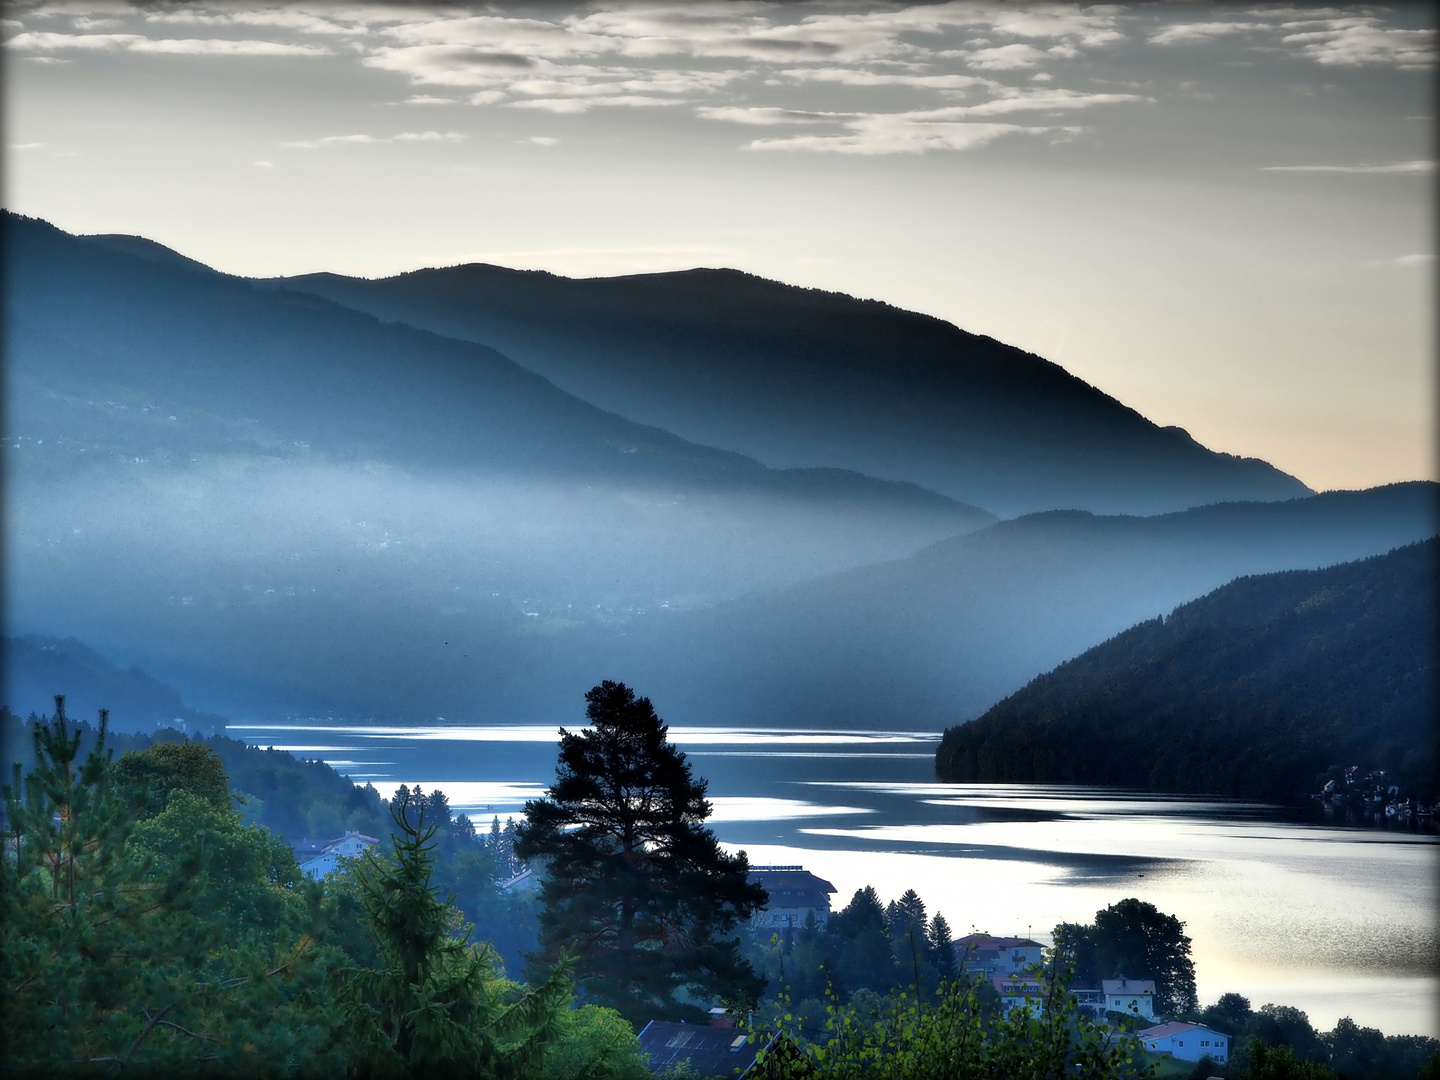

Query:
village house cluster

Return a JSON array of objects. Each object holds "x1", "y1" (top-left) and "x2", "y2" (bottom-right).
[
  {"x1": 740, "y1": 868, "x2": 1232, "y2": 1073},
  {"x1": 304, "y1": 851, "x2": 1233, "y2": 1074}
]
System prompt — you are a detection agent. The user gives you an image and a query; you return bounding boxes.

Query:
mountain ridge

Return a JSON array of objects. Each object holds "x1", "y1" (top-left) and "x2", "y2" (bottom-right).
[{"x1": 273, "y1": 258, "x2": 1311, "y2": 516}]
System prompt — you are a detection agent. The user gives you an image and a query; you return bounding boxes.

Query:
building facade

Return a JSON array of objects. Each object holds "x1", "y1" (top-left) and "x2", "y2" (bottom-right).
[
  {"x1": 1102, "y1": 976, "x2": 1157, "y2": 1021},
  {"x1": 1138, "y1": 1021, "x2": 1230, "y2": 1064},
  {"x1": 748, "y1": 865, "x2": 837, "y2": 930}
]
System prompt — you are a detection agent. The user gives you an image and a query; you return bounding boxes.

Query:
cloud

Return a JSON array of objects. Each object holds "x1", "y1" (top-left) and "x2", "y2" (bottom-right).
[
  {"x1": 283, "y1": 131, "x2": 466, "y2": 148},
  {"x1": 507, "y1": 94, "x2": 676, "y2": 113},
  {"x1": 8, "y1": 142, "x2": 45, "y2": 149},
  {"x1": 1394, "y1": 253, "x2": 1435, "y2": 267},
  {"x1": 778, "y1": 66, "x2": 1000, "y2": 91},
  {"x1": 403, "y1": 95, "x2": 453, "y2": 106},
  {"x1": 917, "y1": 88, "x2": 1148, "y2": 119},
  {"x1": 284, "y1": 133, "x2": 378, "y2": 147},
  {"x1": 1279, "y1": 18, "x2": 1435, "y2": 70},
  {"x1": 1150, "y1": 22, "x2": 1264, "y2": 46},
  {"x1": 143, "y1": 10, "x2": 368, "y2": 37},
  {"x1": 252, "y1": 159, "x2": 275, "y2": 168},
  {"x1": 527, "y1": 136, "x2": 558, "y2": 146},
  {"x1": 393, "y1": 130, "x2": 465, "y2": 142},
  {"x1": 128, "y1": 37, "x2": 333, "y2": 57},
  {"x1": 1148, "y1": 12, "x2": 1435, "y2": 70},
  {"x1": 961, "y1": 43, "x2": 1053, "y2": 70},
  {"x1": 4, "y1": 29, "x2": 330, "y2": 56},
  {"x1": 746, "y1": 116, "x2": 1039, "y2": 156},
  {"x1": 1262, "y1": 160, "x2": 1435, "y2": 173},
  {"x1": 696, "y1": 105, "x2": 851, "y2": 125}
]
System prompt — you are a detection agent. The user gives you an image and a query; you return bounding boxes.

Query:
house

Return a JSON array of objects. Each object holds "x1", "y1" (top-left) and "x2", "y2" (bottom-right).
[
  {"x1": 1138, "y1": 1021, "x2": 1230, "y2": 1064},
  {"x1": 637, "y1": 1021, "x2": 783, "y2": 1078},
  {"x1": 748, "y1": 866, "x2": 836, "y2": 931},
  {"x1": 1102, "y1": 976, "x2": 1157, "y2": 1021},
  {"x1": 954, "y1": 934, "x2": 1045, "y2": 976},
  {"x1": 298, "y1": 830, "x2": 380, "y2": 880},
  {"x1": 991, "y1": 974, "x2": 1047, "y2": 1017}
]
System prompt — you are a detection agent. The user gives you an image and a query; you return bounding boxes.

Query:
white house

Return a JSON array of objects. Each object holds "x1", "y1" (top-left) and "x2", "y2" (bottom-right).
[
  {"x1": 1138, "y1": 1021, "x2": 1230, "y2": 1064},
  {"x1": 299, "y1": 830, "x2": 380, "y2": 880},
  {"x1": 748, "y1": 866, "x2": 837, "y2": 931},
  {"x1": 955, "y1": 934, "x2": 1045, "y2": 976},
  {"x1": 991, "y1": 975, "x2": 1047, "y2": 1017},
  {"x1": 1102, "y1": 976, "x2": 1157, "y2": 1021}
]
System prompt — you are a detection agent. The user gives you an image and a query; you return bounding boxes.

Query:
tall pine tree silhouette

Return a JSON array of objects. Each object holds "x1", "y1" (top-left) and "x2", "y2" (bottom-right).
[{"x1": 516, "y1": 681, "x2": 766, "y2": 1023}]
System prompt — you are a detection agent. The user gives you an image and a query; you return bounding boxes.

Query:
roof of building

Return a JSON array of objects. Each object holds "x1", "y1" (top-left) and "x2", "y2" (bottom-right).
[
  {"x1": 748, "y1": 867, "x2": 837, "y2": 894},
  {"x1": 499, "y1": 868, "x2": 535, "y2": 891},
  {"x1": 1103, "y1": 977, "x2": 1156, "y2": 995},
  {"x1": 323, "y1": 831, "x2": 380, "y2": 850},
  {"x1": 956, "y1": 934, "x2": 1044, "y2": 950},
  {"x1": 1138, "y1": 1022, "x2": 1228, "y2": 1041},
  {"x1": 637, "y1": 1021, "x2": 775, "y2": 1077}
]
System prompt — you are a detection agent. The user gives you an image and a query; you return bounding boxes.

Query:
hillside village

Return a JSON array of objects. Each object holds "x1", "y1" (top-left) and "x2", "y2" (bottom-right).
[{"x1": 300, "y1": 843, "x2": 1243, "y2": 1077}]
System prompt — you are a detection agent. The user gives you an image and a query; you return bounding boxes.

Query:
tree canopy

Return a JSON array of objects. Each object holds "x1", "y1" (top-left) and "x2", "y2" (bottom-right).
[
  {"x1": 514, "y1": 680, "x2": 766, "y2": 1023},
  {"x1": 1054, "y1": 898, "x2": 1197, "y2": 1016}
]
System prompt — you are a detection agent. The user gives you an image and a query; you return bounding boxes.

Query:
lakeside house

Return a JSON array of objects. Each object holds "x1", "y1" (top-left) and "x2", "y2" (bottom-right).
[
  {"x1": 1138, "y1": 1021, "x2": 1230, "y2": 1064},
  {"x1": 1103, "y1": 976, "x2": 1157, "y2": 1021},
  {"x1": 954, "y1": 933, "x2": 1046, "y2": 976},
  {"x1": 298, "y1": 830, "x2": 380, "y2": 880},
  {"x1": 748, "y1": 865, "x2": 836, "y2": 931}
]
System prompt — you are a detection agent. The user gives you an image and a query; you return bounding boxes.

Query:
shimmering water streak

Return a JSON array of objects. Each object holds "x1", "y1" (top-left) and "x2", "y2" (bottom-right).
[{"x1": 230, "y1": 723, "x2": 940, "y2": 746}]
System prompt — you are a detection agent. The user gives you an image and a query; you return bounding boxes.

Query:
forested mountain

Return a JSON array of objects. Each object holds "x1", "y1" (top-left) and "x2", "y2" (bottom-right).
[
  {"x1": 587, "y1": 485, "x2": 1437, "y2": 730},
  {"x1": 2, "y1": 635, "x2": 225, "y2": 735},
  {"x1": 272, "y1": 261, "x2": 1309, "y2": 517},
  {"x1": 935, "y1": 540, "x2": 1437, "y2": 801}
]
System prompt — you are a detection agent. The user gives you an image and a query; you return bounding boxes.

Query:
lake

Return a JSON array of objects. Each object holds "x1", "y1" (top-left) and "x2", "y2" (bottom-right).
[{"x1": 230, "y1": 720, "x2": 1439, "y2": 1038}]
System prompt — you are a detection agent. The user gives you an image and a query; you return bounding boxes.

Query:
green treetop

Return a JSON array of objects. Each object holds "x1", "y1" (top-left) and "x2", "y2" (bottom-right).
[{"x1": 515, "y1": 680, "x2": 767, "y2": 1024}]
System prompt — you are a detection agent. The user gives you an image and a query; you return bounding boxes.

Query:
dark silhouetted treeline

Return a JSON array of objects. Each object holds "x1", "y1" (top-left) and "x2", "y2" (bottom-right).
[{"x1": 936, "y1": 540, "x2": 1437, "y2": 801}]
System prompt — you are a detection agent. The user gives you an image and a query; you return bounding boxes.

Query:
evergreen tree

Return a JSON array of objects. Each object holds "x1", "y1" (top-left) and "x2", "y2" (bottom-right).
[
  {"x1": 928, "y1": 913, "x2": 957, "y2": 979},
  {"x1": 514, "y1": 681, "x2": 766, "y2": 1023},
  {"x1": 339, "y1": 787, "x2": 572, "y2": 1077}
]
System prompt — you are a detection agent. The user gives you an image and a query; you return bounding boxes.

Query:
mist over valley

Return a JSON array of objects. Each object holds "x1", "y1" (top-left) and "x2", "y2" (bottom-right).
[{"x1": 5, "y1": 211, "x2": 1433, "y2": 730}]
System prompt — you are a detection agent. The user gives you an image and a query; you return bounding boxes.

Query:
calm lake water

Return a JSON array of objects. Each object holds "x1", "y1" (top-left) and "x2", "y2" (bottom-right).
[{"x1": 230, "y1": 721, "x2": 1439, "y2": 1038}]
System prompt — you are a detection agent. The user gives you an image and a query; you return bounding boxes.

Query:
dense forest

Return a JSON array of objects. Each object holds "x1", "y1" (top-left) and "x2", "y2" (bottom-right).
[{"x1": 935, "y1": 541, "x2": 1437, "y2": 801}]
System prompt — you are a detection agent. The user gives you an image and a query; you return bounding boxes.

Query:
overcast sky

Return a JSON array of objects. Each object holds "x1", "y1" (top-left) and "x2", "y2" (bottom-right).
[{"x1": 4, "y1": 2, "x2": 1434, "y2": 491}]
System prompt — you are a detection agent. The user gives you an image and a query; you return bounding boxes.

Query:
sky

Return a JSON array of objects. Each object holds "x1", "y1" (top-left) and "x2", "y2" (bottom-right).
[{"x1": 4, "y1": 1, "x2": 1434, "y2": 492}]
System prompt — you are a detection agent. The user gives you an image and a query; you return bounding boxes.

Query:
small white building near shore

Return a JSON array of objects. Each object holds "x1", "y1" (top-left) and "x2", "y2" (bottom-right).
[
  {"x1": 1102, "y1": 976, "x2": 1157, "y2": 1021},
  {"x1": 1138, "y1": 1021, "x2": 1230, "y2": 1064},
  {"x1": 299, "y1": 830, "x2": 380, "y2": 879}
]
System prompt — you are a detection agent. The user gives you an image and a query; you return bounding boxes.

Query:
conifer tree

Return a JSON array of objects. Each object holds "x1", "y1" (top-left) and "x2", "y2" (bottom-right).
[
  {"x1": 928, "y1": 913, "x2": 957, "y2": 979},
  {"x1": 515, "y1": 681, "x2": 766, "y2": 1023}
]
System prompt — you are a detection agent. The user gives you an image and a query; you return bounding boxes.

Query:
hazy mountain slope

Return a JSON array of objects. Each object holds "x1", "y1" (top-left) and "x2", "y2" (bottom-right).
[
  {"x1": 7, "y1": 212, "x2": 980, "y2": 512},
  {"x1": 585, "y1": 484, "x2": 1438, "y2": 731},
  {"x1": 934, "y1": 540, "x2": 1437, "y2": 801},
  {"x1": 5, "y1": 211, "x2": 998, "y2": 718},
  {"x1": 274, "y1": 262, "x2": 1310, "y2": 517},
  {"x1": 3, "y1": 634, "x2": 226, "y2": 734}
]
